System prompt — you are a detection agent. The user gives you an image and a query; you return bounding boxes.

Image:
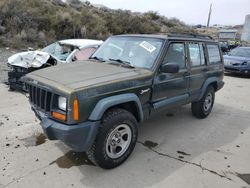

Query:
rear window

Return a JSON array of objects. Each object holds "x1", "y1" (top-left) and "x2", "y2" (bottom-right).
[{"x1": 207, "y1": 44, "x2": 221, "y2": 64}]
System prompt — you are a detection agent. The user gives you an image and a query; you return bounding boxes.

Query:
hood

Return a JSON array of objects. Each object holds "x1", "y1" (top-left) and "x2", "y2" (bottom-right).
[
  {"x1": 8, "y1": 51, "x2": 50, "y2": 68},
  {"x1": 223, "y1": 55, "x2": 250, "y2": 63},
  {"x1": 25, "y1": 61, "x2": 151, "y2": 91}
]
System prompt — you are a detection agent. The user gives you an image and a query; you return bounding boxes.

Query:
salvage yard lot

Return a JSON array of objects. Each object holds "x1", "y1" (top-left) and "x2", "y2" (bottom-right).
[{"x1": 0, "y1": 52, "x2": 250, "y2": 187}]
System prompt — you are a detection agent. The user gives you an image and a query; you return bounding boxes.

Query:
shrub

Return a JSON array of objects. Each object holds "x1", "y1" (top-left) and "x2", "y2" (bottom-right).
[{"x1": 0, "y1": 0, "x2": 193, "y2": 48}]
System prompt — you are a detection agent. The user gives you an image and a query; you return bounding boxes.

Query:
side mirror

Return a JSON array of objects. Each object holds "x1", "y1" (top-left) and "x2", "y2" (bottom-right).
[{"x1": 161, "y1": 62, "x2": 179, "y2": 73}]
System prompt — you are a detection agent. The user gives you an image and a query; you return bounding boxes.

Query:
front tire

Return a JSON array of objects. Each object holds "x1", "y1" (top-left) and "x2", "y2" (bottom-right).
[
  {"x1": 86, "y1": 108, "x2": 138, "y2": 169},
  {"x1": 191, "y1": 86, "x2": 215, "y2": 119}
]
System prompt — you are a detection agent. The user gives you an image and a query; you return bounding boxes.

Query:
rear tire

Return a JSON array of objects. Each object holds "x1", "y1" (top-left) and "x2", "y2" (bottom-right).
[
  {"x1": 191, "y1": 86, "x2": 215, "y2": 119},
  {"x1": 86, "y1": 108, "x2": 138, "y2": 169}
]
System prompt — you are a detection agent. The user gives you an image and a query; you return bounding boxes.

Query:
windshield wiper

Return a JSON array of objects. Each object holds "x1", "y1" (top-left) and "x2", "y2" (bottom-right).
[
  {"x1": 89, "y1": 56, "x2": 105, "y2": 62},
  {"x1": 108, "y1": 58, "x2": 134, "y2": 68}
]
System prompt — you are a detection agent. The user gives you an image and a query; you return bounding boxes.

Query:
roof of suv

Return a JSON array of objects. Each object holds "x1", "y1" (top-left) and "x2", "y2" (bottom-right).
[{"x1": 116, "y1": 33, "x2": 215, "y2": 42}]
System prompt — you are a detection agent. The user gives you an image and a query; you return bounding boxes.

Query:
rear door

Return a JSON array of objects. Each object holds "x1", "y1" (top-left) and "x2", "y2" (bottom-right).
[{"x1": 188, "y1": 42, "x2": 207, "y2": 101}]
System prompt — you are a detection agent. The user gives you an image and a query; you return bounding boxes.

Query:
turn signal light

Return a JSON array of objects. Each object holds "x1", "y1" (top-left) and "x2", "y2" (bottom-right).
[
  {"x1": 52, "y1": 111, "x2": 66, "y2": 121},
  {"x1": 73, "y1": 99, "x2": 79, "y2": 121}
]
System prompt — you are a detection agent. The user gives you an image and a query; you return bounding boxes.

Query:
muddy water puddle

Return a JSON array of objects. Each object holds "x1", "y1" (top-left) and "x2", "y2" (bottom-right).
[
  {"x1": 50, "y1": 151, "x2": 95, "y2": 168},
  {"x1": 143, "y1": 140, "x2": 159, "y2": 148},
  {"x1": 22, "y1": 133, "x2": 47, "y2": 147}
]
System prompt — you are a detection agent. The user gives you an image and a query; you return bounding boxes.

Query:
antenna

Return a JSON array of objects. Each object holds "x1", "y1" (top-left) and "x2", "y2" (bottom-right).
[{"x1": 207, "y1": 3, "x2": 212, "y2": 27}]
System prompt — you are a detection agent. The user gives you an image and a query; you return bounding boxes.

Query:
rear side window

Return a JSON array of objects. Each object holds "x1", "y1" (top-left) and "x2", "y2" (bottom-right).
[
  {"x1": 188, "y1": 43, "x2": 205, "y2": 67},
  {"x1": 207, "y1": 45, "x2": 221, "y2": 64}
]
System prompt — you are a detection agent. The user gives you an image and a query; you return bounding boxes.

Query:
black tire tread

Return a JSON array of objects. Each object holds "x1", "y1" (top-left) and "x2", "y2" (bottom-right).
[
  {"x1": 191, "y1": 86, "x2": 215, "y2": 119},
  {"x1": 86, "y1": 108, "x2": 138, "y2": 169}
]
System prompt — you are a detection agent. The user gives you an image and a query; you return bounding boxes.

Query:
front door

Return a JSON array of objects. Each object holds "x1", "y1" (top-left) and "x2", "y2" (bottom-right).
[{"x1": 152, "y1": 42, "x2": 189, "y2": 110}]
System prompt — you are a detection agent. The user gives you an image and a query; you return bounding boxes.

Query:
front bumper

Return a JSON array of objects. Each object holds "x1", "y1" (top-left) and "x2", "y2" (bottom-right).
[
  {"x1": 224, "y1": 65, "x2": 250, "y2": 75},
  {"x1": 7, "y1": 65, "x2": 29, "y2": 91},
  {"x1": 32, "y1": 107, "x2": 100, "y2": 152}
]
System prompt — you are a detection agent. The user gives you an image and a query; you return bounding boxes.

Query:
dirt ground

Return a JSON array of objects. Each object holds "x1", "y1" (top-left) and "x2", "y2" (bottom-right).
[{"x1": 0, "y1": 49, "x2": 250, "y2": 188}]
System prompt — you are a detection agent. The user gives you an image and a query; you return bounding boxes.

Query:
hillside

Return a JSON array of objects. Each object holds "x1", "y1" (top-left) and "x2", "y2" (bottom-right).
[{"x1": 0, "y1": 0, "x2": 195, "y2": 48}]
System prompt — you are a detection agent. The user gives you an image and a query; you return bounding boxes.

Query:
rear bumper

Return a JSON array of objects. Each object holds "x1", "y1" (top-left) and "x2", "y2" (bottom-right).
[{"x1": 32, "y1": 107, "x2": 100, "y2": 152}]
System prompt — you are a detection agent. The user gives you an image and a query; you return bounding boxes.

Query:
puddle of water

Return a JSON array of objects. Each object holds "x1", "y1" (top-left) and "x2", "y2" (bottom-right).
[
  {"x1": 36, "y1": 134, "x2": 46, "y2": 146},
  {"x1": 237, "y1": 174, "x2": 250, "y2": 185},
  {"x1": 177, "y1": 151, "x2": 191, "y2": 156},
  {"x1": 22, "y1": 133, "x2": 47, "y2": 147},
  {"x1": 50, "y1": 151, "x2": 95, "y2": 168},
  {"x1": 143, "y1": 140, "x2": 158, "y2": 148}
]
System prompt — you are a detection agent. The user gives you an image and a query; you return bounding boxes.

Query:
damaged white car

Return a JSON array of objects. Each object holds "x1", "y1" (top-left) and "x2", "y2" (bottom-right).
[{"x1": 7, "y1": 39, "x2": 103, "y2": 91}]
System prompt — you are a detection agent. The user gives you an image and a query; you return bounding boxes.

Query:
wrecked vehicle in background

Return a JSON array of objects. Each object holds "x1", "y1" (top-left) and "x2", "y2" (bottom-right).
[{"x1": 7, "y1": 39, "x2": 103, "y2": 91}]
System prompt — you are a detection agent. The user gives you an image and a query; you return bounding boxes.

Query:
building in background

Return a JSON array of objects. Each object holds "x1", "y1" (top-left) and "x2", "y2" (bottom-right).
[
  {"x1": 218, "y1": 30, "x2": 238, "y2": 41},
  {"x1": 241, "y1": 15, "x2": 250, "y2": 43}
]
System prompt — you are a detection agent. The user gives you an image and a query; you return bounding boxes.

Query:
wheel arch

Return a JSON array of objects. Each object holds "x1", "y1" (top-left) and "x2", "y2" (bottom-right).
[
  {"x1": 198, "y1": 77, "x2": 218, "y2": 100},
  {"x1": 89, "y1": 93, "x2": 144, "y2": 123}
]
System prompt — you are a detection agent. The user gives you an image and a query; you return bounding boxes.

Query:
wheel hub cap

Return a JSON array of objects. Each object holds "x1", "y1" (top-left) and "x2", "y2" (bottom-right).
[
  {"x1": 106, "y1": 124, "x2": 132, "y2": 159},
  {"x1": 204, "y1": 93, "x2": 213, "y2": 111}
]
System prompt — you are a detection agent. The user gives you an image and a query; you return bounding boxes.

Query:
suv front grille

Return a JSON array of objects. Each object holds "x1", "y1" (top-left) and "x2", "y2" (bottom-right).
[{"x1": 27, "y1": 84, "x2": 53, "y2": 112}]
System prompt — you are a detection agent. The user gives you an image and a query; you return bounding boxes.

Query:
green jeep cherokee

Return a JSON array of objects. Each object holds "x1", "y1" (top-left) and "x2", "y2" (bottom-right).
[{"x1": 23, "y1": 34, "x2": 224, "y2": 169}]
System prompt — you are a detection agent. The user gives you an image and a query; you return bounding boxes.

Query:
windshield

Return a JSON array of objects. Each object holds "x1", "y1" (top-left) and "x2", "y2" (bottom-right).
[
  {"x1": 42, "y1": 42, "x2": 76, "y2": 61},
  {"x1": 91, "y1": 36, "x2": 164, "y2": 69},
  {"x1": 229, "y1": 48, "x2": 250, "y2": 58}
]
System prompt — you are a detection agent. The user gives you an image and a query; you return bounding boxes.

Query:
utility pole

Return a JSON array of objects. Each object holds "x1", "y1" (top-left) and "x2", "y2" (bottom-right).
[{"x1": 207, "y1": 3, "x2": 212, "y2": 28}]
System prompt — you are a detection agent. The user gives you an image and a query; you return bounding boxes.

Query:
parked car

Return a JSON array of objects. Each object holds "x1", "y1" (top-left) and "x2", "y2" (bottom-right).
[
  {"x1": 23, "y1": 33, "x2": 224, "y2": 169},
  {"x1": 7, "y1": 39, "x2": 103, "y2": 91},
  {"x1": 224, "y1": 47, "x2": 250, "y2": 75}
]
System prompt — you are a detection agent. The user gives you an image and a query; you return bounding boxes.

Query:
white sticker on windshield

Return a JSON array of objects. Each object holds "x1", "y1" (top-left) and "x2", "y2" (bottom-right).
[{"x1": 139, "y1": 41, "x2": 156, "y2": 53}]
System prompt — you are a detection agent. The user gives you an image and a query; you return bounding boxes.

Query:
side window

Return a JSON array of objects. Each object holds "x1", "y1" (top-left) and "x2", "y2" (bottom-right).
[
  {"x1": 207, "y1": 44, "x2": 221, "y2": 64},
  {"x1": 164, "y1": 43, "x2": 185, "y2": 69},
  {"x1": 74, "y1": 47, "x2": 97, "y2": 61},
  {"x1": 188, "y1": 43, "x2": 206, "y2": 67}
]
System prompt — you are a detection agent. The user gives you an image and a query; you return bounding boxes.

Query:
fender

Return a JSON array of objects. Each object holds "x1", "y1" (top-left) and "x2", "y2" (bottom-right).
[
  {"x1": 197, "y1": 77, "x2": 218, "y2": 100},
  {"x1": 89, "y1": 93, "x2": 144, "y2": 122}
]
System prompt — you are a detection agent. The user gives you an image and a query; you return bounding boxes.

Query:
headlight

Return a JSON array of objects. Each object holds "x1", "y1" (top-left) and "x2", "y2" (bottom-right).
[{"x1": 58, "y1": 96, "x2": 67, "y2": 111}]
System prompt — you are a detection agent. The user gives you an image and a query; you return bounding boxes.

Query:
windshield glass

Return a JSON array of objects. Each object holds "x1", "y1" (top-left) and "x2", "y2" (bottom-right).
[
  {"x1": 42, "y1": 42, "x2": 76, "y2": 61},
  {"x1": 229, "y1": 48, "x2": 250, "y2": 58},
  {"x1": 91, "y1": 36, "x2": 164, "y2": 69}
]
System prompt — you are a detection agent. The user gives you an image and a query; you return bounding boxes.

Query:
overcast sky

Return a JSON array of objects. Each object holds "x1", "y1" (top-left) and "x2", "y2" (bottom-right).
[{"x1": 89, "y1": 0, "x2": 250, "y2": 25}]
